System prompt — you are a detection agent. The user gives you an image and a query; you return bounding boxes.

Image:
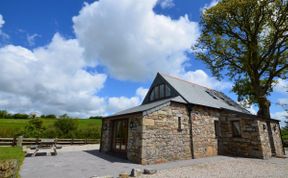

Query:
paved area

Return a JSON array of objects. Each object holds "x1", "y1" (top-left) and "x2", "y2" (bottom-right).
[{"x1": 20, "y1": 145, "x2": 288, "y2": 178}]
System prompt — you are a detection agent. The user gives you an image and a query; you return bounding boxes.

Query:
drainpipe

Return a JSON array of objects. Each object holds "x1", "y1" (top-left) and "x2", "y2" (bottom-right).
[{"x1": 188, "y1": 105, "x2": 195, "y2": 159}]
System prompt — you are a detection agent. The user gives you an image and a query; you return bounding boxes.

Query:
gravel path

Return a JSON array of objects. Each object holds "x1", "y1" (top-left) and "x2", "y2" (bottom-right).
[{"x1": 141, "y1": 156, "x2": 288, "y2": 178}]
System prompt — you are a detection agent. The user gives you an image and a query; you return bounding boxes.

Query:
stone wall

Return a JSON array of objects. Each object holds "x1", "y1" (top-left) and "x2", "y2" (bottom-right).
[
  {"x1": 270, "y1": 121, "x2": 284, "y2": 156},
  {"x1": 219, "y1": 113, "x2": 263, "y2": 158},
  {"x1": 141, "y1": 102, "x2": 192, "y2": 165},
  {"x1": 0, "y1": 159, "x2": 18, "y2": 178},
  {"x1": 101, "y1": 113, "x2": 143, "y2": 163},
  {"x1": 257, "y1": 120, "x2": 272, "y2": 159},
  {"x1": 102, "y1": 102, "x2": 284, "y2": 164},
  {"x1": 218, "y1": 112, "x2": 281, "y2": 159},
  {"x1": 191, "y1": 106, "x2": 219, "y2": 158},
  {"x1": 127, "y1": 115, "x2": 143, "y2": 163},
  {"x1": 101, "y1": 119, "x2": 112, "y2": 152}
]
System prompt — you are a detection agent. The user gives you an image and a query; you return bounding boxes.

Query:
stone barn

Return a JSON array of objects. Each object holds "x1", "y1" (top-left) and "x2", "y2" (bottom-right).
[{"x1": 100, "y1": 73, "x2": 284, "y2": 165}]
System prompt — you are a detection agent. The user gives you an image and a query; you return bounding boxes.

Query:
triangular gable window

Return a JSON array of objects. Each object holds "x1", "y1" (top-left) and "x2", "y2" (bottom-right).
[{"x1": 149, "y1": 84, "x2": 172, "y2": 102}]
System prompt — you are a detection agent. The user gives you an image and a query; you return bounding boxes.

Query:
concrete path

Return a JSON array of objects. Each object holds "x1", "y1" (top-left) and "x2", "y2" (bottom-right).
[
  {"x1": 20, "y1": 145, "x2": 288, "y2": 178},
  {"x1": 20, "y1": 144, "x2": 228, "y2": 178}
]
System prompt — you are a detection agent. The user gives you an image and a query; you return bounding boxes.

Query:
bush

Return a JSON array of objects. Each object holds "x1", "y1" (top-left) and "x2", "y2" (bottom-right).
[
  {"x1": 42, "y1": 127, "x2": 58, "y2": 138},
  {"x1": 75, "y1": 127, "x2": 101, "y2": 139},
  {"x1": 23, "y1": 119, "x2": 45, "y2": 138},
  {"x1": 54, "y1": 118, "x2": 78, "y2": 137}
]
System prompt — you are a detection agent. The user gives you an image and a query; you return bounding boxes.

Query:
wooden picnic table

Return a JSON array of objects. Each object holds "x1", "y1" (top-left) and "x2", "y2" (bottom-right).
[{"x1": 31, "y1": 139, "x2": 58, "y2": 156}]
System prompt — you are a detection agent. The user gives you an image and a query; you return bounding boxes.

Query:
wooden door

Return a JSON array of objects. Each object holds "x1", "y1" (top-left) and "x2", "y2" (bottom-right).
[{"x1": 112, "y1": 119, "x2": 128, "y2": 153}]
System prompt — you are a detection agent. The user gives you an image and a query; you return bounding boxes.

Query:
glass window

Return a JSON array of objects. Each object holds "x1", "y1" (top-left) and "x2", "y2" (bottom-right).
[
  {"x1": 231, "y1": 121, "x2": 241, "y2": 137},
  {"x1": 165, "y1": 84, "x2": 171, "y2": 97},
  {"x1": 159, "y1": 84, "x2": 164, "y2": 98},
  {"x1": 149, "y1": 89, "x2": 155, "y2": 101},
  {"x1": 154, "y1": 86, "x2": 159, "y2": 99}
]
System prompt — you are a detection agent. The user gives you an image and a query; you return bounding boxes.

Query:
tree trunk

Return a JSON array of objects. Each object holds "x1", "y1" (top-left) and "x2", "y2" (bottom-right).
[{"x1": 257, "y1": 96, "x2": 271, "y2": 120}]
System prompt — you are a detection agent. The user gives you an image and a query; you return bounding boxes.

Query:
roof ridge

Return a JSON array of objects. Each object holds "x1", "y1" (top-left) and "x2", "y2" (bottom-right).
[{"x1": 159, "y1": 72, "x2": 213, "y2": 90}]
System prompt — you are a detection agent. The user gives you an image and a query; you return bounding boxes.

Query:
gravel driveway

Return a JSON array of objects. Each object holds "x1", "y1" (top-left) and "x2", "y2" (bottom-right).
[
  {"x1": 141, "y1": 156, "x2": 288, "y2": 178},
  {"x1": 20, "y1": 145, "x2": 287, "y2": 178}
]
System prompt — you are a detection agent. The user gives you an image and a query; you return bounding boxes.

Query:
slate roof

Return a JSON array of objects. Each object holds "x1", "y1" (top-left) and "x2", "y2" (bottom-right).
[
  {"x1": 109, "y1": 96, "x2": 186, "y2": 117},
  {"x1": 161, "y1": 74, "x2": 250, "y2": 114},
  {"x1": 106, "y1": 73, "x2": 250, "y2": 118}
]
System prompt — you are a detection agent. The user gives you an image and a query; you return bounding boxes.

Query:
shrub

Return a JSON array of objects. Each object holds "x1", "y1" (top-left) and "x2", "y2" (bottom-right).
[
  {"x1": 42, "y1": 127, "x2": 59, "y2": 138},
  {"x1": 54, "y1": 118, "x2": 78, "y2": 137},
  {"x1": 75, "y1": 127, "x2": 101, "y2": 139},
  {"x1": 23, "y1": 119, "x2": 45, "y2": 138}
]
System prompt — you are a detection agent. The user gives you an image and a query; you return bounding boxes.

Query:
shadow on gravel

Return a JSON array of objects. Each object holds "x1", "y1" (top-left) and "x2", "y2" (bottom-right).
[{"x1": 83, "y1": 150, "x2": 133, "y2": 164}]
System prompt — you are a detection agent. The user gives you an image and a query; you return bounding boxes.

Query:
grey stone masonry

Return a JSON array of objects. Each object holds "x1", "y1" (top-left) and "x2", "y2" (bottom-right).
[
  {"x1": 101, "y1": 101, "x2": 284, "y2": 164},
  {"x1": 141, "y1": 102, "x2": 192, "y2": 165},
  {"x1": 191, "y1": 106, "x2": 219, "y2": 158}
]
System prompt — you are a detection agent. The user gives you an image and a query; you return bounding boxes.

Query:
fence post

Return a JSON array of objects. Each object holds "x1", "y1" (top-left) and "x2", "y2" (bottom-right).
[
  {"x1": 12, "y1": 137, "x2": 16, "y2": 146},
  {"x1": 71, "y1": 138, "x2": 73, "y2": 145},
  {"x1": 85, "y1": 138, "x2": 87, "y2": 144},
  {"x1": 16, "y1": 136, "x2": 23, "y2": 147}
]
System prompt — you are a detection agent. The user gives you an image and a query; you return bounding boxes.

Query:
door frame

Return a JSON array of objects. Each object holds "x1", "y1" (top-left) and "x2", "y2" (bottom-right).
[{"x1": 111, "y1": 118, "x2": 128, "y2": 155}]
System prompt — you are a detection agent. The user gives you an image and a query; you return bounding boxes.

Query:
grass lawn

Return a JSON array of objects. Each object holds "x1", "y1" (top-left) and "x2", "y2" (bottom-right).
[
  {"x1": 0, "y1": 146, "x2": 24, "y2": 162},
  {"x1": 0, "y1": 118, "x2": 101, "y2": 129},
  {"x1": 0, "y1": 119, "x2": 102, "y2": 138}
]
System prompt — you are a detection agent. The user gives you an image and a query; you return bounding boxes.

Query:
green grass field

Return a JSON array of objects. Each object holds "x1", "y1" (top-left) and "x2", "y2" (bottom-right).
[
  {"x1": 0, "y1": 119, "x2": 102, "y2": 138},
  {"x1": 0, "y1": 147, "x2": 24, "y2": 161}
]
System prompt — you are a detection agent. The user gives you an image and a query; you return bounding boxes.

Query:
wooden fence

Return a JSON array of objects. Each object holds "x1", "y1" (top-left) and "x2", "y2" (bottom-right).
[{"x1": 0, "y1": 137, "x2": 100, "y2": 146}]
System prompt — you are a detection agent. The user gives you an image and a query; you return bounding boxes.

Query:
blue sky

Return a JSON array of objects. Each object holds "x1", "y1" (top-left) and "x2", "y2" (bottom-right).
[{"x1": 0, "y1": 0, "x2": 287, "y2": 125}]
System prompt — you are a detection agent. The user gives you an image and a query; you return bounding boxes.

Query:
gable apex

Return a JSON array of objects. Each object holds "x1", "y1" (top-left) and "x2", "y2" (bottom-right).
[{"x1": 141, "y1": 73, "x2": 180, "y2": 105}]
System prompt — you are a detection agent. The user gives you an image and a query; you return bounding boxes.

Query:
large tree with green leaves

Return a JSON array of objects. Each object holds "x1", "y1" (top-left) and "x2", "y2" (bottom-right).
[{"x1": 195, "y1": 0, "x2": 288, "y2": 120}]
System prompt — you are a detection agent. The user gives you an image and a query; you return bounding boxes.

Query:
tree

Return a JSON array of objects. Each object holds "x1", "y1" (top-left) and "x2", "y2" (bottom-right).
[
  {"x1": 89, "y1": 116, "x2": 103, "y2": 120},
  {"x1": 13, "y1": 113, "x2": 29, "y2": 119},
  {"x1": 195, "y1": 0, "x2": 288, "y2": 120},
  {"x1": 0, "y1": 110, "x2": 8, "y2": 119}
]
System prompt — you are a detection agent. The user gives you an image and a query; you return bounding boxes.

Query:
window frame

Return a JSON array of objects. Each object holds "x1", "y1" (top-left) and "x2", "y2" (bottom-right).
[
  {"x1": 231, "y1": 120, "x2": 241, "y2": 137},
  {"x1": 149, "y1": 84, "x2": 172, "y2": 102}
]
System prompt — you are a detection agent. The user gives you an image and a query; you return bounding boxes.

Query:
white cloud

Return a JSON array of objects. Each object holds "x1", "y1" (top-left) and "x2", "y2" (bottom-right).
[
  {"x1": 0, "y1": 14, "x2": 9, "y2": 40},
  {"x1": 0, "y1": 14, "x2": 4, "y2": 29},
  {"x1": 246, "y1": 105, "x2": 257, "y2": 115},
  {"x1": 0, "y1": 33, "x2": 107, "y2": 117},
  {"x1": 180, "y1": 69, "x2": 232, "y2": 90},
  {"x1": 73, "y1": 0, "x2": 199, "y2": 81},
  {"x1": 272, "y1": 111, "x2": 288, "y2": 128},
  {"x1": 107, "y1": 87, "x2": 148, "y2": 113},
  {"x1": 26, "y1": 33, "x2": 41, "y2": 46},
  {"x1": 107, "y1": 96, "x2": 139, "y2": 113},
  {"x1": 274, "y1": 79, "x2": 288, "y2": 93},
  {"x1": 201, "y1": 0, "x2": 219, "y2": 12},
  {"x1": 136, "y1": 87, "x2": 149, "y2": 101},
  {"x1": 278, "y1": 98, "x2": 288, "y2": 105},
  {"x1": 158, "y1": 0, "x2": 175, "y2": 9}
]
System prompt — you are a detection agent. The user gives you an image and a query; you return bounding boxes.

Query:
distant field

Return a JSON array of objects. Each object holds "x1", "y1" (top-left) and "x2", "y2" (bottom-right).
[{"x1": 0, "y1": 119, "x2": 102, "y2": 138}]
